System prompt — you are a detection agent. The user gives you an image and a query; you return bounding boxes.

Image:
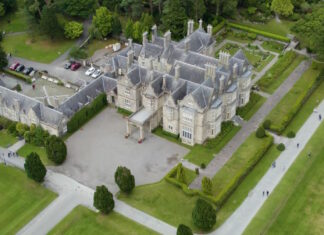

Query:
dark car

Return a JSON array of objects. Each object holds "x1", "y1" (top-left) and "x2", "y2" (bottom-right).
[
  {"x1": 16, "y1": 64, "x2": 25, "y2": 72},
  {"x1": 64, "y1": 62, "x2": 72, "y2": 69},
  {"x1": 9, "y1": 62, "x2": 20, "y2": 71},
  {"x1": 71, "y1": 62, "x2": 81, "y2": 71},
  {"x1": 23, "y1": 67, "x2": 34, "y2": 75}
]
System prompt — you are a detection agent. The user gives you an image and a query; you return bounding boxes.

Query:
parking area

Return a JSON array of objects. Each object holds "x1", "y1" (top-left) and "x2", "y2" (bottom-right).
[{"x1": 52, "y1": 107, "x2": 189, "y2": 192}]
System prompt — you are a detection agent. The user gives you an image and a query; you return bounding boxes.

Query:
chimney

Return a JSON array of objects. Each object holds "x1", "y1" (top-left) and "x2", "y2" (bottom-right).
[
  {"x1": 149, "y1": 57, "x2": 154, "y2": 70},
  {"x1": 164, "y1": 30, "x2": 171, "y2": 49},
  {"x1": 207, "y1": 24, "x2": 213, "y2": 36},
  {"x1": 151, "y1": 25, "x2": 157, "y2": 43},
  {"x1": 199, "y1": 19, "x2": 203, "y2": 29},
  {"x1": 205, "y1": 63, "x2": 216, "y2": 82},
  {"x1": 128, "y1": 38, "x2": 133, "y2": 49},
  {"x1": 219, "y1": 51, "x2": 230, "y2": 68},
  {"x1": 233, "y1": 63, "x2": 239, "y2": 78},
  {"x1": 175, "y1": 64, "x2": 181, "y2": 80},
  {"x1": 162, "y1": 74, "x2": 167, "y2": 90},
  {"x1": 142, "y1": 31, "x2": 148, "y2": 45},
  {"x1": 187, "y1": 20, "x2": 194, "y2": 36},
  {"x1": 185, "y1": 38, "x2": 190, "y2": 52},
  {"x1": 127, "y1": 50, "x2": 134, "y2": 69}
]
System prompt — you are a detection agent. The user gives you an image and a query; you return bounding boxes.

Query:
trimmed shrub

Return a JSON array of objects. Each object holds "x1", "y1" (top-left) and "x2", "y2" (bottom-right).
[
  {"x1": 195, "y1": 168, "x2": 199, "y2": 175},
  {"x1": 93, "y1": 185, "x2": 114, "y2": 214},
  {"x1": 287, "y1": 131, "x2": 296, "y2": 138},
  {"x1": 228, "y1": 22, "x2": 290, "y2": 42},
  {"x1": 176, "y1": 163, "x2": 187, "y2": 184},
  {"x1": 177, "y1": 224, "x2": 193, "y2": 235},
  {"x1": 212, "y1": 20, "x2": 225, "y2": 35},
  {"x1": 202, "y1": 177, "x2": 213, "y2": 195},
  {"x1": 45, "y1": 135, "x2": 67, "y2": 164},
  {"x1": 263, "y1": 120, "x2": 271, "y2": 130},
  {"x1": 256, "y1": 127, "x2": 266, "y2": 138},
  {"x1": 3, "y1": 68, "x2": 32, "y2": 84},
  {"x1": 7, "y1": 122, "x2": 18, "y2": 136},
  {"x1": 192, "y1": 199, "x2": 216, "y2": 231},
  {"x1": 24, "y1": 152, "x2": 47, "y2": 182},
  {"x1": 15, "y1": 122, "x2": 29, "y2": 137},
  {"x1": 25, "y1": 125, "x2": 49, "y2": 146},
  {"x1": 67, "y1": 93, "x2": 108, "y2": 133},
  {"x1": 200, "y1": 163, "x2": 206, "y2": 169},
  {"x1": 114, "y1": 166, "x2": 135, "y2": 193},
  {"x1": 277, "y1": 143, "x2": 285, "y2": 151}
]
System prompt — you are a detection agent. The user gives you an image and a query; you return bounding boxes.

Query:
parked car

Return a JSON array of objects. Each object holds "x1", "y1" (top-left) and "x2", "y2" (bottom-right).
[
  {"x1": 29, "y1": 70, "x2": 37, "y2": 77},
  {"x1": 23, "y1": 67, "x2": 33, "y2": 75},
  {"x1": 71, "y1": 62, "x2": 81, "y2": 71},
  {"x1": 91, "y1": 69, "x2": 102, "y2": 78},
  {"x1": 64, "y1": 61, "x2": 73, "y2": 69},
  {"x1": 15, "y1": 64, "x2": 25, "y2": 72},
  {"x1": 85, "y1": 67, "x2": 96, "y2": 76},
  {"x1": 9, "y1": 62, "x2": 20, "y2": 71}
]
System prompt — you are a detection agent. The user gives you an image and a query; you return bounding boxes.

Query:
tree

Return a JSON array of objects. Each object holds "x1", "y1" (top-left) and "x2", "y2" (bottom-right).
[
  {"x1": 271, "y1": 0, "x2": 294, "y2": 17},
  {"x1": 45, "y1": 135, "x2": 67, "y2": 164},
  {"x1": 64, "y1": 21, "x2": 83, "y2": 39},
  {"x1": 15, "y1": 123, "x2": 29, "y2": 137},
  {"x1": 0, "y1": 46, "x2": 8, "y2": 69},
  {"x1": 132, "y1": 21, "x2": 143, "y2": 42},
  {"x1": 176, "y1": 163, "x2": 187, "y2": 184},
  {"x1": 69, "y1": 46, "x2": 88, "y2": 59},
  {"x1": 24, "y1": 152, "x2": 47, "y2": 182},
  {"x1": 93, "y1": 185, "x2": 114, "y2": 214},
  {"x1": 201, "y1": 176, "x2": 213, "y2": 194},
  {"x1": 192, "y1": 199, "x2": 216, "y2": 231},
  {"x1": 256, "y1": 127, "x2": 266, "y2": 138},
  {"x1": 124, "y1": 19, "x2": 134, "y2": 39},
  {"x1": 92, "y1": 7, "x2": 113, "y2": 38},
  {"x1": 193, "y1": 0, "x2": 206, "y2": 21},
  {"x1": 58, "y1": 0, "x2": 97, "y2": 18},
  {"x1": 0, "y1": 3, "x2": 5, "y2": 16},
  {"x1": 140, "y1": 13, "x2": 154, "y2": 33},
  {"x1": 111, "y1": 13, "x2": 122, "y2": 36},
  {"x1": 162, "y1": 0, "x2": 188, "y2": 40},
  {"x1": 39, "y1": 6, "x2": 63, "y2": 39},
  {"x1": 99, "y1": 0, "x2": 121, "y2": 12},
  {"x1": 177, "y1": 224, "x2": 193, "y2": 235},
  {"x1": 114, "y1": 166, "x2": 135, "y2": 193},
  {"x1": 120, "y1": 0, "x2": 143, "y2": 19}
]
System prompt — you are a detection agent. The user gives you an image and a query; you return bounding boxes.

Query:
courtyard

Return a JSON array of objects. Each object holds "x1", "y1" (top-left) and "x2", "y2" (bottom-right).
[{"x1": 52, "y1": 107, "x2": 189, "y2": 192}]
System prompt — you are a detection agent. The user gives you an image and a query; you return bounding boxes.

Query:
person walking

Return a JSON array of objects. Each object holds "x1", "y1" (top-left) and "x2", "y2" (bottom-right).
[
  {"x1": 266, "y1": 191, "x2": 269, "y2": 196},
  {"x1": 297, "y1": 143, "x2": 299, "y2": 148},
  {"x1": 263, "y1": 191, "x2": 265, "y2": 196},
  {"x1": 319, "y1": 114, "x2": 322, "y2": 121}
]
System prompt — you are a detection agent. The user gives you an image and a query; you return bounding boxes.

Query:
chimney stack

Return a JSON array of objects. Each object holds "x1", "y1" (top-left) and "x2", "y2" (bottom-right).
[
  {"x1": 164, "y1": 30, "x2": 171, "y2": 49},
  {"x1": 207, "y1": 24, "x2": 213, "y2": 36},
  {"x1": 127, "y1": 50, "x2": 134, "y2": 69},
  {"x1": 151, "y1": 25, "x2": 157, "y2": 43},
  {"x1": 184, "y1": 38, "x2": 190, "y2": 53},
  {"x1": 187, "y1": 20, "x2": 194, "y2": 36},
  {"x1": 199, "y1": 19, "x2": 203, "y2": 29},
  {"x1": 219, "y1": 51, "x2": 230, "y2": 68},
  {"x1": 162, "y1": 74, "x2": 167, "y2": 90},
  {"x1": 142, "y1": 31, "x2": 148, "y2": 45},
  {"x1": 175, "y1": 64, "x2": 181, "y2": 80},
  {"x1": 205, "y1": 63, "x2": 216, "y2": 82},
  {"x1": 128, "y1": 38, "x2": 133, "y2": 49},
  {"x1": 233, "y1": 63, "x2": 239, "y2": 78}
]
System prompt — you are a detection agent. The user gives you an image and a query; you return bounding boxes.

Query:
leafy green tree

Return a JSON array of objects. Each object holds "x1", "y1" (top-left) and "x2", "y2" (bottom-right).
[
  {"x1": 93, "y1": 185, "x2": 114, "y2": 214},
  {"x1": 0, "y1": 3, "x2": 5, "y2": 16},
  {"x1": 256, "y1": 127, "x2": 266, "y2": 138},
  {"x1": 69, "y1": 46, "x2": 88, "y2": 59},
  {"x1": 114, "y1": 166, "x2": 135, "y2": 193},
  {"x1": 132, "y1": 21, "x2": 143, "y2": 42},
  {"x1": 201, "y1": 176, "x2": 213, "y2": 194},
  {"x1": 58, "y1": 0, "x2": 97, "y2": 18},
  {"x1": 193, "y1": 0, "x2": 206, "y2": 21},
  {"x1": 99, "y1": 0, "x2": 121, "y2": 12},
  {"x1": 176, "y1": 163, "x2": 187, "y2": 184},
  {"x1": 92, "y1": 7, "x2": 113, "y2": 38},
  {"x1": 111, "y1": 13, "x2": 122, "y2": 36},
  {"x1": 162, "y1": 0, "x2": 188, "y2": 40},
  {"x1": 140, "y1": 13, "x2": 154, "y2": 33},
  {"x1": 24, "y1": 152, "x2": 47, "y2": 182},
  {"x1": 271, "y1": 0, "x2": 294, "y2": 17},
  {"x1": 15, "y1": 123, "x2": 29, "y2": 137},
  {"x1": 192, "y1": 199, "x2": 216, "y2": 231},
  {"x1": 0, "y1": 46, "x2": 8, "y2": 69},
  {"x1": 64, "y1": 21, "x2": 83, "y2": 39},
  {"x1": 39, "y1": 6, "x2": 63, "y2": 39},
  {"x1": 124, "y1": 19, "x2": 134, "y2": 39},
  {"x1": 45, "y1": 135, "x2": 67, "y2": 164},
  {"x1": 177, "y1": 224, "x2": 193, "y2": 235},
  {"x1": 120, "y1": 0, "x2": 143, "y2": 19}
]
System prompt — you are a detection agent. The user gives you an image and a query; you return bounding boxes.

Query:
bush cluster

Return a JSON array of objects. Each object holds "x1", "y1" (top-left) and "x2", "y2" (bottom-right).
[
  {"x1": 177, "y1": 224, "x2": 193, "y2": 235},
  {"x1": 114, "y1": 166, "x2": 135, "y2": 193},
  {"x1": 24, "y1": 152, "x2": 47, "y2": 182},
  {"x1": 45, "y1": 135, "x2": 67, "y2": 164},
  {"x1": 67, "y1": 93, "x2": 108, "y2": 133},
  {"x1": 228, "y1": 22, "x2": 290, "y2": 42},
  {"x1": 192, "y1": 199, "x2": 216, "y2": 231},
  {"x1": 256, "y1": 127, "x2": 266, "y2": 138},
  {"x1": 93, "y1": 185, "x2": 114, "y2": 214},
  {"x1": 277, "y1": 143, "x2": 285, "y2": 151},
  {"x1": 263, "y1": 120, "x2": 271, "y2": 130},
  {"x1": 287, "y1": 131, "x2": 296, "y2": 138}
]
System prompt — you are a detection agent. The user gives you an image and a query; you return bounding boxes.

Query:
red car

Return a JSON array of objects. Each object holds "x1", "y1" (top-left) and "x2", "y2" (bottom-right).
[
  {"x1": 70, "y1": 62, "x2": 81, "y2": 71},
  {"x1": 9, "y1": 62, "x2": 20, "y2": 71}
]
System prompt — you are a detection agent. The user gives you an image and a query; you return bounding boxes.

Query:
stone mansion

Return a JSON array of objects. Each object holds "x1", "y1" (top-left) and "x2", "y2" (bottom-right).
[{"x1": 0, "y1": 20, "x2": 252, "y2": 146}]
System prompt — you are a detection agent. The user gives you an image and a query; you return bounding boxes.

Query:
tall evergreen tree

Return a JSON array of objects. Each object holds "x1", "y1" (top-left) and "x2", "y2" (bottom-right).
[
  {"x1": 39, "y1": 6, "x2": 63, "y2": 39},
  {"x1": 162, "y1": 0, "x2": 187, "y2": 40}
]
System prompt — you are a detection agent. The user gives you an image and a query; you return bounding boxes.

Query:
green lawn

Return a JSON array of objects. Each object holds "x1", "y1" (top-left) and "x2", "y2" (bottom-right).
[
  {"x1": 244, "y1": 122, "x2": 324, "y2": 235},
  {"x1": 0, "y1": 130, "x2": 17, "y2": 148},
  {"x1": 0, "y1": 0, "x2": 30, "y2": 33},
  {"x1": 17, "y1": 143, "x2": 53, "y2": 165},
  {"x1": 211, "y1": 133, "x2": 273, "y2": 196},
  {"x1": 86, "y1": 38, "x2": 118, "y2": 57},
  {"x1": 49, "y1": 205, "x2": 158, "y2": 235},
  {"x1": 236, "y1": 92, "x2": 266, "y2": 120},
  {"x1": 2, "y1": 33, "x2": 75, "y2": 63},
  {"x1": 0, "y1": 164, "x2": 57, "y2": 234},
  {"x1": 261, "y1": 41, "x2": 286, "y2": 53},
  {"x1": 118, "y1": 180, "x2": 202, "y2": 232},
  {"x1": 257, "y1": 52, "x2": 305, "y2": 94},
  {"x1": 266, "y1": 65, "x2": 321, "y2": 134},
  {"x1": 216, "y1": 145, "x2": 281, "y2": 227},
  {"x1": 233, "y1": 19, "x2": 295, "y2": 37}
]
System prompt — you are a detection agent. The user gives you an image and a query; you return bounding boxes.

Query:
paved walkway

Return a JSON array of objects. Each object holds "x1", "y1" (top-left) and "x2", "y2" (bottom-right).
[
  {"x1": 214, "y1": 100, "x2": 324, "y2": 235},
  {"x1": 190, "y1": 60, "x2": 310, "y2": 189},
  {"x1": 8, "y1": 139, "x2": 25, "y2": 152},
  {"x1": 0, "y1": 146, "x2": 176, "y2": 235}
]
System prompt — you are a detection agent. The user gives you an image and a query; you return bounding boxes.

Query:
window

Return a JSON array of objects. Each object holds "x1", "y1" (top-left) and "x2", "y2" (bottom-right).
[
  {"x1": 182, "y1": 126, "x2": 192, "y2": 139},
  {"x1": 168, "y1": 125, "x2": 173, "y2": 131},
  {"x1": 183, "y1": 112, "x2": 193, "y2": 123},
  {"x1": 124, "y1": 99, "x2": 131, "y2": 107},
  {"x1": 124, "y1": 88, "x2": 130, "y2": 96}
]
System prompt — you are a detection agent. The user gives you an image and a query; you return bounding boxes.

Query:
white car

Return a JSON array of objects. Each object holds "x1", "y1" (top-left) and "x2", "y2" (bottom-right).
[
  {"x1": 91, "y1": 69, "x2": 102, "y2": 78},
  {"x1": 85, "y1": 67, "x2": 96, "y2": 76}
]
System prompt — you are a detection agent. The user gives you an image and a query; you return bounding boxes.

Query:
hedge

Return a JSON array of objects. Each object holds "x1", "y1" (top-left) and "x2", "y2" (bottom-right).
[
  {"x1": 3, "y1": 69, "x2": 32, "y2": 84},
  {"x1": 228, "y1": 22, "x2": 290, "y2": 42},
  {"x1": 0, "y1": 116, "x2": 14, "y2": 129},
  {"x1": 117, "y1": 107, "x2": 133, "y2": 117},
  {"x1": 212, "y1": 20, "x2": 226, "y2": 35},
  {"x1": 67, "y1": 93, "x2": 108, "y2": 133}
]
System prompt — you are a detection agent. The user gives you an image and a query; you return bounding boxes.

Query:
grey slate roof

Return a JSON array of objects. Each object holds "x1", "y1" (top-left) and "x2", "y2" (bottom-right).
[{"x1": 177, "y1": 29, "x2": 214, "y2": 53}]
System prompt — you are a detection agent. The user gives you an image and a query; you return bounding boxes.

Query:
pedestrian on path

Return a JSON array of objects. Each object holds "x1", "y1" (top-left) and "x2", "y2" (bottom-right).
[
  {"x1": 266, "y1": 191, "x2": 269, "y2": 196},
  {"x1": 263, "y1": 191, "x2": 265, "y2": 196},
  {"x1": 319, "y1": 114, "x2": 322, "y2": 121},
  {"x1": 297, "y1": 143, "x2": 299, "y2": 148},
  {"x1": 308, "y1": 152, "x2": 311, "y2": 158}
]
